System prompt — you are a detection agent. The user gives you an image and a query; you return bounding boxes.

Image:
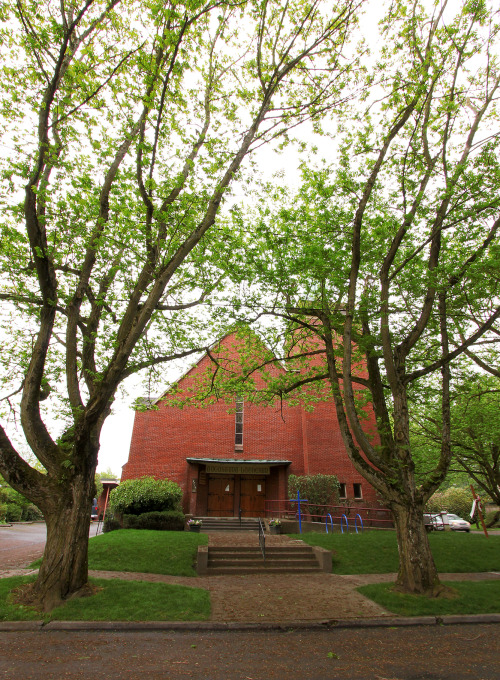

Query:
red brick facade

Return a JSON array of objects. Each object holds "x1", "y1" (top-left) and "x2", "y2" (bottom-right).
[{"x1": 122, "y1": 332, "x2": 384, "y2": 516}]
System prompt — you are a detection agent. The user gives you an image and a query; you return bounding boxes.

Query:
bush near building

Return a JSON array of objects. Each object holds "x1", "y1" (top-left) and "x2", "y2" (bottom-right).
[
  {"x1": 109, "y1": 476, "x2": 183, "y2": 515},
  {"x1": 427, "y1": 487, "x2": 473, "y2": 518},
  {"x1": 123, "y1": 511, "x2": 185, "y2": 531},
  {"x1": 288, "y1": 474, "x2": 340, "y2": 517},
  {"x1": 107, "y1": 477, "x2": 185, "y2": 531},
  {"x1": 0, "y1": 478, "x2": 43, "y2": 523}
]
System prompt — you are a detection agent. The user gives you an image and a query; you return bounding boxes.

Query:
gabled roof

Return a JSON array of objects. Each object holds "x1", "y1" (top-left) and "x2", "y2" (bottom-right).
[{"x1": 142, "y1": 328, "x2": 285, "y2": 405}]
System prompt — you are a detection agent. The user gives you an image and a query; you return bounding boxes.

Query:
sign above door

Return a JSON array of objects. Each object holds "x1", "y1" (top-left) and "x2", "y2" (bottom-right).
[{"x1": 206, "y1": 463, "x2": 270, "y2": 475}]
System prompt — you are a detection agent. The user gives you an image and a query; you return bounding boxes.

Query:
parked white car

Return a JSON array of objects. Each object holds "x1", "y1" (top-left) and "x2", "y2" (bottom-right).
[
  {"x1": 424, "y1": 512, "x2": 471, "y2": 532},
  {"x1": 446, "y1": 513, "x2": 471, "y2": 532}
]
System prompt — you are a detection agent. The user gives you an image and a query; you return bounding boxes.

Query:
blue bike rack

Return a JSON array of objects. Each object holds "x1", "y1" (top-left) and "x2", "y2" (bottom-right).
[
  {"x1": 325, "y1": 513, "x2": 334, "y2": 533},
  {"x1": 354, "y1": 514, "x2": 364, "y2": 533},
  {"x1": 289, "y1": 490, "x2": 308, "y2": 534},
  {"x1": 340, "y1": 514, "x2": 349, "y2": 533}
]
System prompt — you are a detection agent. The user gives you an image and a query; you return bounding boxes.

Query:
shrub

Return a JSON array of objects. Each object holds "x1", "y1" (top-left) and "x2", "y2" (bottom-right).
[
  {"x1": 484, "y1": 509, "x2": 500, "y2": 528},
  {"x1": 123, "y1": 513, "x2": 139, "y2": 529},
  {"x1": 109, "y1": 476, "x2": 183, "y2": 515},
  {"x1": 5, "y1": 503, "x2": 23, "y2": 522},
  {"x1": 102, "y1": 517, "x2": 122, "y2": 533},
  {"x1": 23, "y1": 504, "x2": 44, "y2": 521},
  {"x1": 123, "y1": 510, "x2": 185, "y2": 531},
  {"x1": 0, "y1": 484, "x2": 30, "y2": 522},
  {"x1": 288, "y1": 474, "x2": 340, "y2": 518},
  {"x1": 427, "y1": 486, "x2": 473, "y2": 518}
]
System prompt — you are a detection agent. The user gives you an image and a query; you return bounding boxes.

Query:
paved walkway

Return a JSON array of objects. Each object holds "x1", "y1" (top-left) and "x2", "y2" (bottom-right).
[
  {"x1": 2, "y1": 531, "x2": 499, "y2": 623},
  {"x1": 93, "y1": 570, "x2": 390, "y2": 622}
]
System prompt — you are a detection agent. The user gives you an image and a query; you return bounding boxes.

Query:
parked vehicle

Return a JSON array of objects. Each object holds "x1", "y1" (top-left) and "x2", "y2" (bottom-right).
[
  {"x1": 446, "y1": 513, "x2": 471, "y2": 532},
  {"x1": 424, "y1": 513, "x2": 444, "y2": 531},
  {"x1": 424, "y1": 512, "x2": 471, "y2": 532}
]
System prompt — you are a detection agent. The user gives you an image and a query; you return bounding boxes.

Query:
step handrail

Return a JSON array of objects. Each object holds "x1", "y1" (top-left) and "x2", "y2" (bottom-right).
[{"x1": 258, "y1": 517, "x2": 266, "y2": 563}]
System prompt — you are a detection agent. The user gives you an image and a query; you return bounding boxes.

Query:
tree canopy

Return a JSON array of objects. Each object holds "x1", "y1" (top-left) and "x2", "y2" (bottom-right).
[
  {"x1": 0, "y1": 0, "x2": 499, "y2": 607},
  {"x1": 226, "y1": 0, "x2": 500, "y2": 594},
  {"x1": 0, "y1": 0, "x2": 365, "y2": 610}
]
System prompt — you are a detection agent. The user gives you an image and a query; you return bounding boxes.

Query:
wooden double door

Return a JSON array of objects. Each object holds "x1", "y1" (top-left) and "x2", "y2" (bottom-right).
[
  {"x1": 206, "y1": 474, "x2": 266, "y2": 517},
  {"x1": 207, "y1": 475, "x2": 234, "y2": 517},
  {"x1": 240, "y1": 475, "x2": 266, "y2": 518}
]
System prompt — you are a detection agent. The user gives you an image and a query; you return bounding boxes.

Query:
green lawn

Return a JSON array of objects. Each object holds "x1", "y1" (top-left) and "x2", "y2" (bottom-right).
[
  {"x1": 0, "y1": 575, "x2": 210, "y2": 622},
  {"x1": 89, "y1": 529, "x2": 208, "y2": 576},
  {"x1": 358, "y1": 580, "x2": 500, "y2": 616},
  {"x1": 294, "y1": 531, "x2": 500, "y2": 574},
  {"x1": 30, "y1": 530, "x2": 207, "y2": 576}
]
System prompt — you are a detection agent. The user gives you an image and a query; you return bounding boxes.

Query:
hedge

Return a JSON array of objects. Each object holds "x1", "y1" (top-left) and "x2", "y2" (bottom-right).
[
  {"x1": 427, "y1": 487, "x2": 473, "y2": 518},
  {"x1": 103, "y1": 517, "x2": 122, "y2": 533},
  {"x1": 288, "y1": 474, "x2": 340, "y2": 517},
  {"x1": 109, "y1": 476, "x2": 183, "y2": 515},
  {"x1": 123, "y1": 510, "x2": 185, "y2": 531}
]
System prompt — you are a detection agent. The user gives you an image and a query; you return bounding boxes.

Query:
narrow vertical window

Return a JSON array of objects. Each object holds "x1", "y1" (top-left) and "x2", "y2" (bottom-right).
[
  {"x1": 338, "y1": 483, "x2": 347, "y2": 499},
  {"x1": 353, "y1": 483, "x2": 362, "y2": 499},
  {"x1": 235, "y1": 397, "x2": 243, "y2": 450}
]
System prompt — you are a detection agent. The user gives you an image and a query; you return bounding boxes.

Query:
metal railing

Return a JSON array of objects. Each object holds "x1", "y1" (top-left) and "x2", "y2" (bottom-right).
[
  {"x1": 265, "y1": 499, "x2": 393, "y2": 530},
  {"x1": 258, "y1": 517, "x2": 266, "y2": 563}
]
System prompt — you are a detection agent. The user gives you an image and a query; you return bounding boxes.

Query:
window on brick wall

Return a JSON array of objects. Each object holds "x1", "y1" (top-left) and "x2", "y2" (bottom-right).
[
  {"x1": 339, "y1": 483, "x2": 347, "y2": 499},
  {"x1": 235, "y1": 396, "x2": 243, "y2": 450},
  {"x1": 353, "y1": 483, "x2": 362, "y2": 499}
]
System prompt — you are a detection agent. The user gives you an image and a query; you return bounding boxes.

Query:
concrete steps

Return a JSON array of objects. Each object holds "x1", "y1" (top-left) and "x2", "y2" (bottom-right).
[
  {"x1": 201, "y1": 545, "x2": 324, "y2": 575},
  {"x1": 194, "y1": 517, "x2": 260, "y2": 532}
]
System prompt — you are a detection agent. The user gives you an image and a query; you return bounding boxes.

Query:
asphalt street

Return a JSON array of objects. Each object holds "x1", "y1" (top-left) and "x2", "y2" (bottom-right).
[
  {"x1": 0, "y1": 522, "x2": 100, "y2": 544},
  {"x1": 1, "y1": 625, "x2": 498, "y2": 680},
  {"x1": 0, "y1": 522, "x2": 100, "y2": 572}
]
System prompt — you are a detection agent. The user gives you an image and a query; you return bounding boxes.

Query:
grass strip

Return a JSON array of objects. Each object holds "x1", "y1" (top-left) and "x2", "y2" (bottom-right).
[
  {"x1": 294, "y1": 531, "x2": 500, "y2": 574},
  {"x1": 0, "y1": 575, "x2": 210, "y2": 622},
  {"x1": 28, "y1": 529, "x2": 210, "y2": 575},
  {"x1": 357, "y1": 580, "x2": 500, "y2": 616},
  {"x1": 88, "y1": 530, "x2": 208, "y2": 576}
]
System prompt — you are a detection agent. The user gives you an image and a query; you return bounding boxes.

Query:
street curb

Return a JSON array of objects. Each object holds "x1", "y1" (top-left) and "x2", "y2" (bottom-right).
[
  {"x1": 0, "y1": 621, "x2": 45, "y2": 630},
  {"x1": 1, "y1": 614, "x2": 499, "y2": 632}
]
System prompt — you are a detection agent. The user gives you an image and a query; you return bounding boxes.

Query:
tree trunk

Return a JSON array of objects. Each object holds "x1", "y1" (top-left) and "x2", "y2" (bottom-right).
[
  {"x1": 30, "y1": 471, "x2": 95, "y2": 612},
  {"x1": 391, "y1": 501, "x2": 443, "y2": 596}
]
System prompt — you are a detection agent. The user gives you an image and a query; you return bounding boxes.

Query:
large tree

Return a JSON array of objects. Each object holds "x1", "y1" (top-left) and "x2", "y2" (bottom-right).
[
  {"x1": 0, "y1": 0, "x2": 364, "y2": 610},
  {"x1": 233, "y1": 0, "x2": 500, "y2": 594}
]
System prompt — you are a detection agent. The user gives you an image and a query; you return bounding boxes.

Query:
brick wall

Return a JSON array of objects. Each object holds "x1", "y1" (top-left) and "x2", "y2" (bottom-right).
[{"x1": 122, "y1": 331, "x2": 384, "y2": 510}]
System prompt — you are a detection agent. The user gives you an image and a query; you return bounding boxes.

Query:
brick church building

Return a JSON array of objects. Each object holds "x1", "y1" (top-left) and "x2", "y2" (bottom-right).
[{"x1": 121, "y1": 331, "x2": 383, "y2": 517}]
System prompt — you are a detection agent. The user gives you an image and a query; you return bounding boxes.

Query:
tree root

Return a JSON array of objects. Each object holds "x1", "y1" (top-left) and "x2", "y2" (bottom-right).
[
  {"x1": 391, "y1": 582, "x2": 457, "y2": 599},
  {"x1": 10, "y1": 580, "x2": 100, "y2": 613}
]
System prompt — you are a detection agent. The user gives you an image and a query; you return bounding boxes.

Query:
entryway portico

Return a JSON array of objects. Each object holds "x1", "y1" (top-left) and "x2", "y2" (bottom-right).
[{"x1": 186, "y1": 458, "x2": 291, "y2": 518}]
